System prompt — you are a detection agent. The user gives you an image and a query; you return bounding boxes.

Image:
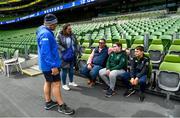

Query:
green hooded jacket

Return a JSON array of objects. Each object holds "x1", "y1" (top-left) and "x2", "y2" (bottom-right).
[{"x1": 106, "y1": 51, "x2": 127, "y2": 71}]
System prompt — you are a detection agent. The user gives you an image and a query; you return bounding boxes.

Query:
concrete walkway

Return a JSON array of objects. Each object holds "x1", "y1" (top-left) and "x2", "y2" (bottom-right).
[{"x1": 0, "y1": 73, "x2": 180, "y2": 117}]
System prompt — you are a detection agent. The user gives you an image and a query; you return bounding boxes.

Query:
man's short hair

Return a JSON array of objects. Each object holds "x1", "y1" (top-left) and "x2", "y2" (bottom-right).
[
  {"x1": 114, "y1": 42, "x2": 122, "y2": 49},
  {"x1": 135, "y1": 46, "x2": 144, "y2": 52},
  {"x1": 99, "y1": 38, "x2": 106, "y2": 43}
]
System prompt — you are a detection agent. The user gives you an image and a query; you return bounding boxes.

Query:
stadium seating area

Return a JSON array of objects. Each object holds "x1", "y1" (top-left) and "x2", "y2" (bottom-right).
[
  {"x1": 0, "y1": 10, "x2": 180, "y2": 96},
  {"x1": 1, "y1": 0, "x2": 180, "y2": 115},
  {"x1": 92, "y1": 10, "x2": 167, "y2": 21},
  {"x1": 0, "y1": 28, "x2": 37, "y2": 58},
  {"x1": 0, "y1": 25, "x2": 60, "y2": 58},
  {"x1": 75, "y1": 17, "x2": 180, "y2": 68}
]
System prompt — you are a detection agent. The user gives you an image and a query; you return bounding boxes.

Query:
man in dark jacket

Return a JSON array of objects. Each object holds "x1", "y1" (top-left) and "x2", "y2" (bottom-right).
[
  {"x1": 122, "y1": 46, "x2": 150, "y2": 102},
  {"x1": 80, "y1": 39, "x2": 109, "y2": 87},
  {"x1": 36, "y1": 14, "x2": 74, "y2": 114}
]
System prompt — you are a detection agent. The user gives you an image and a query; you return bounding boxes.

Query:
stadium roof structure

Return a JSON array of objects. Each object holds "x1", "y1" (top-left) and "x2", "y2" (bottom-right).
[
  {"x1": 0, "y1": 0, "x2": 96, "y2": 25},
  {"x1": 0, "y1": 0, "x2": 77, "y2": 14}
]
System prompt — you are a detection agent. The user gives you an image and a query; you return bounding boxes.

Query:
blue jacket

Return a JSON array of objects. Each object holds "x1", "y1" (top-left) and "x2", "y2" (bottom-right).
[{"x1": 36, "y1": 25, "x2": 61, "y2": 71}]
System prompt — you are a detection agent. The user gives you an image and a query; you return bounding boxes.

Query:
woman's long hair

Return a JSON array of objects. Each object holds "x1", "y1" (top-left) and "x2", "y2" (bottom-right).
[{"x1": 62, "y1": 23, "x2": 72, "y2": 36}]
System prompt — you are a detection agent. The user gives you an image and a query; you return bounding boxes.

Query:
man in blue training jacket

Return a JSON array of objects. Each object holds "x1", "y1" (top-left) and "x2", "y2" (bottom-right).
[{"x1": 36, "y1": 14, "x2": 74, "y2": 115}]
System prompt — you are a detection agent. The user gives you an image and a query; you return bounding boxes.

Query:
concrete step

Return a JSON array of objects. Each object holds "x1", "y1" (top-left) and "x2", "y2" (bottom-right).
[
  {"x1": 30, "y1": 65, "x2": 40, "y2": 71},
  {"x1": 22, "y1": 65, "x2": 42, "y2": 76}
]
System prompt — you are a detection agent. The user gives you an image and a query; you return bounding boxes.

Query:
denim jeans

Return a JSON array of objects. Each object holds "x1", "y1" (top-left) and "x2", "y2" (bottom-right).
[
  {"x1": 80, "y1": 64, "x2": 103, "y2": 80},
  {"x1": 61, "y1": 63, "x2": 74, "y2": 85},
  {"x1": 121, "y1": 72, "x2": 147, "y2": 92}
]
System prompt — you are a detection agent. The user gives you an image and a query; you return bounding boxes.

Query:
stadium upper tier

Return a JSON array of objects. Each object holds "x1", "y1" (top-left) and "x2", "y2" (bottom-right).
[
  {"x1": 0, "y1": 0, "x2": 44, "y2": 11},
  {"x1": 0, "y1": 0, "x2": 21, "y2": 5}
]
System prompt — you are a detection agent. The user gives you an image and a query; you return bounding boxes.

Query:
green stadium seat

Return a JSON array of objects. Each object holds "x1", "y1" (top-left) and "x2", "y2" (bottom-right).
[
  {"x1": 80, "y1": 54, "x2": 90, "y2": 61},
  {"x1": 151, "y1": 39, "x2": 162, "y2": 44},
  {"x1": 148, "y1": 44, "x2": 164, "y2": 68},
  {"x1": 106, "y1": 43, "x2": 113, "y2": 48},
  {"x1": 133, "y1": 35, "x2": 144, "y2": 44},
  {"x1": 152, "y1": 32, "x2": 163, "y2": 38},
  {"x1": 164, "y1": 30, "x2": 175, "y2": 36},
  {"x1": 78, "y1": 48, "x2": 92, "y2": 71},
  {"x1": 125, "y1": 35, "x2": 132, "y2": 48},
  {"x1": 83, "y1": 48, "x2": 92, "y2": 54},
  {"x1": 91, "y1": 39, "x2": 99, "y2": 48},
  {"x1": 81, "y1": 39, "x2": 90, "y2": 48},
  {"x1": 160, "y1": 35, "x2": 172, "y2": 51},
  {"x1": 157, "y1": 54, "x2": 180, "y2": 107},
  {"x1": 168, "y1": 40, "x2": 180, "y2": 55},
  {"x1": 112, "y1": 35, "x2": 120, "y2": 43}
]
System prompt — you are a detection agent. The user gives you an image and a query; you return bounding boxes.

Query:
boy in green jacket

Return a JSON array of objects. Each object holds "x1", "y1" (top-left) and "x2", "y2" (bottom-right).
[{"x1": 99, "y1": 42, "x2": 128, "y2": 97}]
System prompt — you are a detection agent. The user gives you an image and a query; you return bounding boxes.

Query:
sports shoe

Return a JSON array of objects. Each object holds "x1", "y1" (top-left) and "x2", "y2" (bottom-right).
[
  {"x1": 44, "y1": 100, "x2": 58, "y2": 110},
  {"x1": 105, "y1": 88, "x2": 116, "y2": 98},
  {"x1": 103, "y1": 86, "x2": 110, "y2": 92},
  {"x1": 123, "y1": 89, "x2": 136, "y2": 97},
  {"x1": 69, "y1": 82, "x2": 78, "y2": 87},
  {"x1": 62, "y1": 85, "x2": 70, "y2": 91},
  {"x1": 58, "y1": 103, "x2": 75, "y2": 115},
  {"x1": 139, "y1": 92, "x2": 145, "y2": 102}
]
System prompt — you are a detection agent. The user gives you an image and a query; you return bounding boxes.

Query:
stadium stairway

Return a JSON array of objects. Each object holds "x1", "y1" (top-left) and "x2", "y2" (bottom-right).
[
  {"x1": 7, "y1": 54, "x2": 42, "y2": 77},
  {"x1": 21, "y1": 65, "x2": 42, "y2": 77},
  {"x1": 21, "y1": 54, "x2": 42, "y2": 76}
]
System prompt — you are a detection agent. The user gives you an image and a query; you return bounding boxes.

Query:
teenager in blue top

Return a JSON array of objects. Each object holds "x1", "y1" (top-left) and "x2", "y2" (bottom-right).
[{"x1": 36, "y1": 14, "x2": 74, "y2": 115}]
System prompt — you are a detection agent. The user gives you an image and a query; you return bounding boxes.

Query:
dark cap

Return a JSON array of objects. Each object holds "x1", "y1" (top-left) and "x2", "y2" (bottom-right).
[{"x1": 44, "y1": 14, "x2": 58, "y2": 25}]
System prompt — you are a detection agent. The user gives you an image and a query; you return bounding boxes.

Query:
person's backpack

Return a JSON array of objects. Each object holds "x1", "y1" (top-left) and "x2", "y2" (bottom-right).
[{"x1": 62, "y1": 47, "x2": 74, "y2": 62}]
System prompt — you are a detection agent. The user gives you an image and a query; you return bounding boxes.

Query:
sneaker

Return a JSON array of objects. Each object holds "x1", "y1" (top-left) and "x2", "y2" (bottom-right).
[
  {"x1": 105, "y1": 88, "x2": 116, "y2": 98},
  {"x1": 103, "y1": 86, "x2": 110, "y2": 92},
  {"x1": 139, "y1": 92, "x2": 145, "y2": 102},
  {"x1": 44, "y1": 100, "x2": 58, "y2": 110},
  {"x1": 123, "y1": 89, "x2": 136, "y2": 97},
  {"x1": 58, "y1": 103, "x2": 75, "y2": 115},
  {"x1": 69, "y1": 82, "x2": 78, "y2": 87},
  {"x1": 62, "y1": 85, "x2": 70, "y2": 91}
]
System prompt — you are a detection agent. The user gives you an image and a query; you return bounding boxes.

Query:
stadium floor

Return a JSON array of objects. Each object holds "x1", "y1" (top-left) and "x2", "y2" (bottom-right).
[{"x1": 0, "y1": 73, "x2": 180, "y2": 117}]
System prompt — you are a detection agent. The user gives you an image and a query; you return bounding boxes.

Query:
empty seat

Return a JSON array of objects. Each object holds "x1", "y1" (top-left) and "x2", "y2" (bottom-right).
[
  {"x1": 148, "y1": 44, "x2": 164, "y2": 69},
  {"x1": 157, "y1": 54, "x2": 180, "y2": 108},
  {"x1": 160, "y1": 35, "x2": 172, "y2": 52},
  {"x1": 91, "y1": 40, "x2": 99, "y2": 48},
  {"x1": 81, "y1": 40, "x2": 90, "y2": 48},
  {"x1": 168, "y1": 40, "x2": 180, "y2": 55},
  {"x1": 131, "y1": 35, "x2": 144, "y2": 49},
  {"x1": 78, "y1": 48, "x2": 92, "y2": 72}
]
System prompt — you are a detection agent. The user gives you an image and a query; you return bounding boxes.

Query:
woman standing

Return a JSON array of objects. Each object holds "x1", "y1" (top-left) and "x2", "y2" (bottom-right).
[{"x1": 57, "y1": 24, "x2": 80, "y2": 91}]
